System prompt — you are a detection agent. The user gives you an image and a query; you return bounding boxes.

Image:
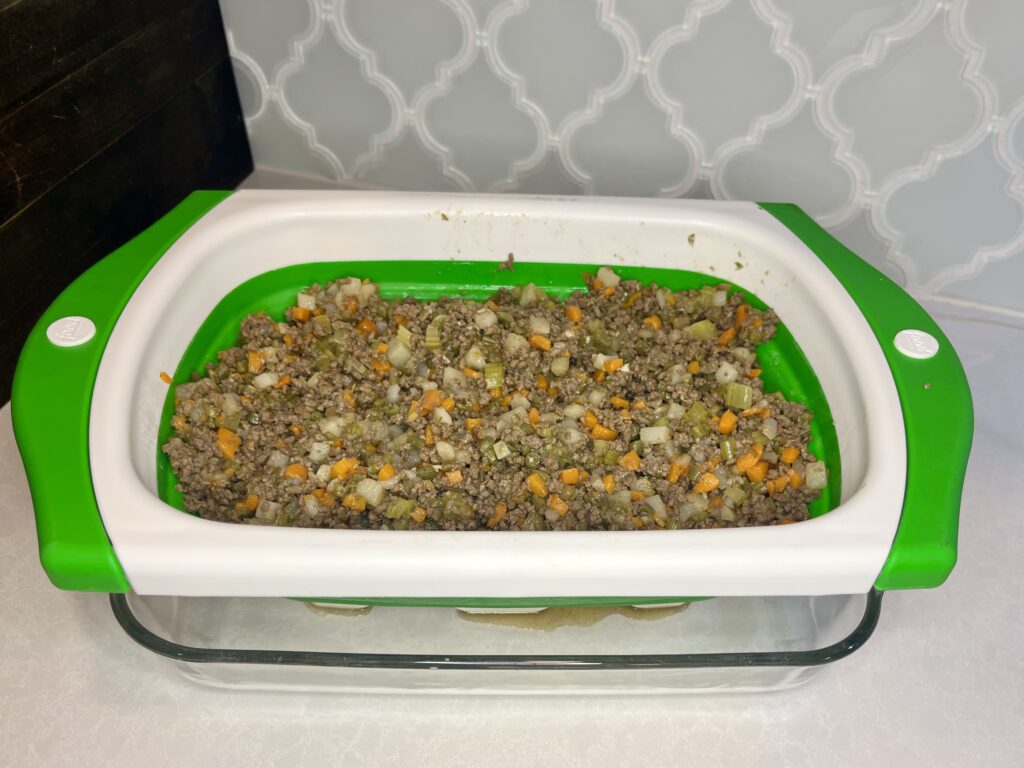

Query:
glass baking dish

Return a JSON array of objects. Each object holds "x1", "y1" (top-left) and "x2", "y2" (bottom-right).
[{"x1": 112, "y1": 589, "x2": 882, "y2": 694}]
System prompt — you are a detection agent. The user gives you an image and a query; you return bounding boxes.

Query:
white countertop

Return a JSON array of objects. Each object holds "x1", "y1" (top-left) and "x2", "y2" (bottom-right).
[{"x1": 1, "y1": 306, "x2": 1022, "y2": 768}]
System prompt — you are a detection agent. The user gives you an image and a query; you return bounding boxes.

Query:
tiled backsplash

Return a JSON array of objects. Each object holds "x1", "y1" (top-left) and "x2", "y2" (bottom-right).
[{"x1": 220, "y1": 0, "x2": 1024, "y2": 317}]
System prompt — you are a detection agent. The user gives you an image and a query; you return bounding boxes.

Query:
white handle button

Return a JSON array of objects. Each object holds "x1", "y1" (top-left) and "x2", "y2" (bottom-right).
[
  {"x1": 894, "y1": 329, "x2": 939, "y2": 359},
  {"x1": 46, "y1": 316, "x2": 96, "y2": 347}
]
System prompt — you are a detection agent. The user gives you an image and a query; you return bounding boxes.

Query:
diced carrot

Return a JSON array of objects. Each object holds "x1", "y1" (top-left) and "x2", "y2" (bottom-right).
[
  {"x1": 630, "y1": 490, "x2": 646, "y2": 501},
  {"x1": 371, "y1": 358, "x2": 391, "y2": 374},
  {"x1": 717, "y1": 327, "x2": 737, "y2": 346},
  {"x1": 420, "y1": 389, "x2": 444, "y2": 413},
  {"x1": 342, "y1": 493, "x2": 366, "y2": 512},
  {"x1": 618, "y1": 450, "x2": 642, "y2": 472},
  {"x1": 560, "y1": 468, "x2": 580, "y2": 485},
  {"x1": 752, "y1": 317, "x2": 763, "y2": 329},
  {"x1": 591, "y1": 424, "x2": 617, "y2": 440},
  {"x1": 283, "y1": 334, "x2": 295, "y2": 347},
  {"x1": 394, "y1": 314, "x2": 408, "y2": 327},
  {"x1": 528, "y1": 407, "x2": 540, "y2": 426},
  {"x1": 718, "y1": 410, "x2": 738, "y2": 435},
  {"x1": 501, "y1": 395, "x2": 513, "y2": 407},
  {"x1": 311, "y1": 488, "x2": 335, "y2": 508},
  {"x1": 603, "y1": 357, "x2": 624, "y2": 372},
  {"x1": 593, "y1": 371, "x2": 606, "y2": 382},
  {"x1": 667, "y1": 293, "x2": 676, "y2": 305},
  {"x1": 446, "y1": 469, "x2": 463, "y2": 485},
  {"x1": 246, "y1": 351, "x2": 265, "y2": 374},
  {"x1": 547, "y1": 386, "x2": 560, "y2": 398},
  {"x1": 736, "y1": 303, "x2": 750, "y2": 327},
  {"x1": 602, "y1": 286, "x2": 615, "y2": 298},
  {"x1": 442, "y1": 397, "x2": 456, "y2": 413},
  {"x1": 602, "y1": 474, "x2": 615, "y2": 493},
  {"x1": 688, "y1": 361, "x2": 701, "y2": 374},
  {"x1": 548, "y1": 494, "x2": 569, "y2": 516},
  {"x1": 283, "y1": 463, "x2": 308, "y2": 481},
  {"x1": 583, "y1": 410, "x2": 598, "y2": 429},
  {"x1": 631, "y1": 399, "x2": 646, "y2": 410},
  {"x1": 411, "y1": 507, "x2": 427, "y2": 524},
  {"x1": 708, "y1": 493, "x2": 724, "y2": 509},
  {"x1": 740, "y1": 406, "x2": 761, "y2": 417},
  {"x1": 487, "y1": 502, "x2": 507, "y2": 528},
  {"x1": 667, "y1": 461, "x2": 687, "y2": 484},
  {"x1": 462, "y1": 367, "x2": 481, "y2": 378},
  {"x1": 622, "y1": 291, "x2": 642, "y2": 309},
  {"x1": 331, "y1": 457, "x2": 360, "y2": 480},
  {"x1": 748, "y1": 368, "x2": 762, "y2": 379},
  {"x1": 273, "y1": 374, "x2": 291, "y2": 389},
  {"x1": 216, "y1": 428, "x2": 241, "y2": 458},
  {"x1": 466, "y1": 417, "x2": 481, "y2": 432},
  {"x1": 289, "y1": 424, "x2": 304, "y2": 436},
  {"x1": 528, "y1": 334, "x2": 552, "y2": 351},
  {"x1": 157, "y1": 370, "x2": 172, "y2": 385},
  {"x1": 632, "y1": 517, "x2": 646, "y2": 529},
  {"x1": 694, "y1": 472, "x2": 720, "y2": 493},
  {"x1": 244, "y1": 494, "x2": 259, "y2": 512},
  {"x1": 489, "y1": 387, "x2": 503, "y2": 398},
  {"x1": 591, "y1": 277, "x2": 605, "y2": 292},
  {"x1": 746, "y1": 461, "x2": 769, "y2": 483},
  {"x1": 788, "y1": 468, "x2": 804, "y2": 488},
  {"x1": 536, "y1": 374, "x2": 549, "y2": 391},
  {"x1": 292, "y1": 307, "x2": 311, "y2": 323},
  {"x1": 642, "y1": 315, "x2": 663, "y2": 330},
  {"x1": 781, "y1": 447, "x2": 800, "y2": 464},
  {"x1": 610, "y1": 396, "x2": 630, "y2": 409},
  {"x1": 356, "y1": 317, "x2": 376, "y2": 336},
  {"x1": 424, "y1": 424, "x2": 434, "y2": 446},
  {"x1": 565, "y1": 305, "x2": 582, "y2": 322},
  {"x1": 344, "y1": 296, "x2": 359, "y2": 315},
  {"x1": 527, "y1": 472, "x2": 548, "y2": 497},
  {"x1": 378, "y1": 463, "x2": 396, "y2": 481},
  {"x1": 735, "y1": 452, "x2": 758, "y2": 472},
  {"x1": 376, "y1": 342, "x2": 389, "y2": 354}
]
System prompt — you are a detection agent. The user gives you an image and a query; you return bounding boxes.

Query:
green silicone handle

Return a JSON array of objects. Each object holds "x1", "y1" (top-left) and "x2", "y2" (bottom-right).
[
  {"x1": 760, "y1": 203, "x2": 973, "y2": 590},
  {"x1": 11, "y1": 191, "x2": 232, "y2": 591}
]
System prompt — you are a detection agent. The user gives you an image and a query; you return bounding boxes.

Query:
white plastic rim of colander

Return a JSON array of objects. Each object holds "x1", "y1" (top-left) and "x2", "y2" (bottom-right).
[{"x1": 89, "y1": 192, "x2": 905, "y2": 598}]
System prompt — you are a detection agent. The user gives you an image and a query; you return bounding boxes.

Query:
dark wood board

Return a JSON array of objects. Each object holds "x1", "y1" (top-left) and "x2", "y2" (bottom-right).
[{"x1": 0, "y1": 2, "x2": 252, "y2": 403}]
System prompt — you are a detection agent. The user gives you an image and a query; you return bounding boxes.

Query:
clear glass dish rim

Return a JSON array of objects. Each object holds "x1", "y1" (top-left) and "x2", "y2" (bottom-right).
[{"x1": 110, "y1": 590, "x2": 883, "y2": 671}]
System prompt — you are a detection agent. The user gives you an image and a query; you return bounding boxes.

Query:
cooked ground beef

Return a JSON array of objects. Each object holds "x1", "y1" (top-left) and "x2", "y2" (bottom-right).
[{"x1": 163, "y1": 267, "x2": 827, "y2": 531}]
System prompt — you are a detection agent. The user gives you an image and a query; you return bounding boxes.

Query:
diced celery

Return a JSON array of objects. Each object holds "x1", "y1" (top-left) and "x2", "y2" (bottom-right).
[
  {"x1": 724, "y1": 382, "x2": 753, "y2": 410},
  {"x1": 484, "y1": 362, "x2": 505, "y2": 389},
  {"x1": 686, "y1": 320, "x2": 717, "y2": 340}
]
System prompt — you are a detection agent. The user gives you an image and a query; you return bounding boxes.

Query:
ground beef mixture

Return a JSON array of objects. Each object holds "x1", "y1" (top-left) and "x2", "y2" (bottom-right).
[{"x1": 163, "y1": 267, "x2": 827, "y2": 531}]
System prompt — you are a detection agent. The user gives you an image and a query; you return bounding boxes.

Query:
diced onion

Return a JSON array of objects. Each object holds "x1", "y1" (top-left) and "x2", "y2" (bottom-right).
[
  {"x1": 435, "y1": 440, "x2": 457, "y2": 462},
  {"x1": 253, "y1": 372, "x2": 278, "y2": 389},
  {"x1": 504, "y1": 333, "x2": 528, "y2": 354},
  {"x1": 474, "y1": 308, "x2": 497, "y2": 329},
  {"x1": 806, "y1": 461, "x2": 828, "y2": 490},
  {"x1": 761, "y1": 417, "x2": 779, "y2": 440},
  {"x1": 433, "y1": 407, "x2": 452, "y2": 425},
  {"x1": 643, "y1": 494, "x2": 666, "y2": 516},
  {"x1": 640, "y1": 426, "x2": 670, "y2": 444},
  {"x1": 588, "y1": 388, "x2": 607, "y2": 406},
  {"x1": 355, "y1": 478, "x2": 385, "y2": 507},
  {"x1": 315, "y1": 464, "x2": 332, "y2": 484},
  {"x1": 667, "y1": 402, "x2": 685, "y2": 420},
  {"x1": 386, "y1": 383, "x2": 401, "y2": 403},
  {"x1": 318, "y1": 416, "x2": 346, "y2": 438},
  {"x1": 519, "y1": 283, "x2": 539, "y2": 306},
  {"x1": 387, "y1": 339, "x2": 412, "y2": 368},
  {"x1": 596, "y1": 266, "x2": 621, "y2": 287},
  {"x1": 529, "y1": 315, "x2": 551, "y2": 335},
  {"x1": 549, "y1": 355, "x2": 570, "y2": 377},
  {"x1": 510, "y1": 394, "x2": 531, "y2": 410},
  {"x1": 308, "y1": 442, "x2": 331, "y2": 463},
  {"x1": 715, "y1": 362, "x2": 739, "y2": 384},
  {"x1": 563, "y1": 403, "x2": 586, "y2": 419},
  {"x1": 442, "y1": 366, "x2": 467, "y2": 390},
  {"x1": 712, "y1": 290, "x2": 727, "y2": 306},
  {"x1": 493, "y1": 441, "x2": 511, "y2": 460},
  {"x1": 464, "y1": 345, "x2": 486, "y2": 370},
  {"x1": 266, "y1": 450, "x2": 289, "y2": 470},
  {"x1": 296, "y1": 292, "x2": 317, "y2": 310}
]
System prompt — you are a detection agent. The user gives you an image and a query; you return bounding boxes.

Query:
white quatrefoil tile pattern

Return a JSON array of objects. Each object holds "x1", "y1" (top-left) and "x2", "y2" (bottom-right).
[{"x1": 219, "y1": 0, "x2": 1024, "y2": 318}]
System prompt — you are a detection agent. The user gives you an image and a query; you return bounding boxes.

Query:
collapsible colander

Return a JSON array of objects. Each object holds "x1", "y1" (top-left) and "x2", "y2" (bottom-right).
[{"x1": 13, "y1": 191, "x2": 971, "y2": 608}]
